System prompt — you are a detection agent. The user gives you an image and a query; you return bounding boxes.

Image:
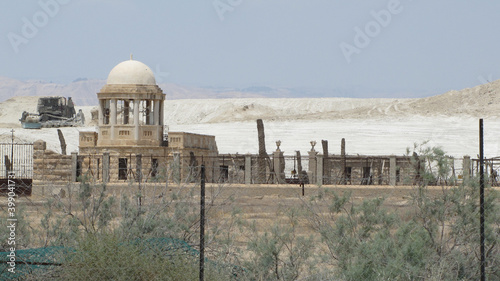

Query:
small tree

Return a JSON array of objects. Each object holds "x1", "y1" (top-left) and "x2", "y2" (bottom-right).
[{"x1": 244, "y1": 207, "x2": 315, "y2": 280}]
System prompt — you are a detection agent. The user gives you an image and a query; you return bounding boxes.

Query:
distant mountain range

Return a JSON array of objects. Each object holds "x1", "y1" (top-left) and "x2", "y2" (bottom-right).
[
  {"x1": 0, "y1": 76, "x2": 432, "y2": 106},
  {"x1": 0, "y1": 77, "x2": 105, "y2": 106},
  {"x1": 0, "y1": 77, "x2": 310, "y2": 106}
]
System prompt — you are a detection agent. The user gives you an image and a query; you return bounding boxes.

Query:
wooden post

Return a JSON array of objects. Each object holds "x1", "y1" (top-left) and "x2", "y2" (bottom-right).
[
  {"x1": 296, "y1": 151, "x2": 303, "y2": 174},
  {"x1": 199, "y1": 165, "x2": 206, "y2": 281},
  {"x1": 479, "y1": 119, "x2": 485, "y2": 281},
  {"x1": 297, "y1": 151, "x2": 305, "y2": 195},
  {"x1": 57, "y1": 129, "x2": 67, "y2": 155},
  {"x1": 257, "y1": 119, "x2": 268, "y2": 183},
  {"x1": 377, "y1": 160, "x2": 383, "y2": 185},
  {"x1": 4, "y1": 156, "x2": 10, "y2": 178},
  {"x1": 136, "y1": 154, "x2": 143, "y2": 207},
  {"x1": 341, "y1": 138, "x2": 346, "y2": 185},
  {"x1": 322, "y1": 140, "x2": 329, "y2": 184},
  {"x1": 136, "y1": 154, "x2": 142, "y2": 183}
]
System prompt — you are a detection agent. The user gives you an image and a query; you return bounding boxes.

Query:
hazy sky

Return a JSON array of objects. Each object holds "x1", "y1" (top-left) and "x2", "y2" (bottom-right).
[{"x1": 1, "y1": 0, "x2": 499, "y2": 98}]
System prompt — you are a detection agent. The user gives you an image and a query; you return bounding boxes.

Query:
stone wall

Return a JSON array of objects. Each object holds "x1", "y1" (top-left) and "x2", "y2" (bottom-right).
[
  {"x1": 33, "y1": 140, "x2": 72, "y2": 185},
  {"x1": 79, "y1": 146, "x2": 169, "y2": 183},
  {"x1": 78, "y1": 147, "x2": 219, "y2": 184},
  {"x1": 79, "y1": 130, "x2": 220, "y2": 183}
]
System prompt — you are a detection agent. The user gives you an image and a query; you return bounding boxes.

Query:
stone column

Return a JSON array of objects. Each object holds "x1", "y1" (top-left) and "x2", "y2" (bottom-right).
[
  {"x1": 308, "y1": 151, "x2": 318, "y2": 184},
  {"x1": 245, "y1": 154, "x2": 252, "y2": 185},
  {"x1": 273, "y1": 150, "x2": 284, "y2": 184},
  {"x1": 110, "y1": 99, "x2": 117, "y2": 125},
  {"x1": 463, "y1": 156, "x2": 471, "y2": 181},
  {"x1": 103, "y1": 152, "x2": 110, "y2": 184},
  {"x1": 173, "y1": 152, "x2": 181, "y2": 183},
  {"x1": 159, "y1": 101, "x2": 165, "y2": 144},
  {"x1": 316, "y1": 154, "x2": 324, "y2": 185},
  {"x1": 389, "y1": 156, "x2": 397, "y2": 186},
  {"x1": 123, "y1": 100, "x2": 130, "y2": 124},
  {"x1": 110, "y1": 99, "x2": 117, "y2": 140},
  {"x1": 159, "y1": 101, "x2": 164, "y2": 126},
  {"x1": 98, "y1": 99, "x2": 104, "y2": 125},
  {"x1": 71, "y1": 152, "x2": 78, "y2": 182},
  {"x1": 154, "y1": 100, "x2": 160, "y2": 126},
  {"x1": 134, "y1": 100, "x2": 140, "y2": 141},
  {"x1": 145, "y1": 100, "x2": 152, "y2": 125}
]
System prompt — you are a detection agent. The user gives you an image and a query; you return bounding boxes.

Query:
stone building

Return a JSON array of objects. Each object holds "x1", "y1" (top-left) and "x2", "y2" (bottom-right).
[
  {"x1": 29, "y1": 58, "x2": 468, "y2": 188},
  {"x1": 78, "y1": 58, "x2": 219, "y2": 183}
]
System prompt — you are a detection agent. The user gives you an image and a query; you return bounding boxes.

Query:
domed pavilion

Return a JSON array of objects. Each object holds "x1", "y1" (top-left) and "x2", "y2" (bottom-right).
[
  {"x1": 78, "y1": 57, "x2": 218, "y2": 183},
  {"x1": 97, "y1": 58, "x2": 165, "y2": 147}
]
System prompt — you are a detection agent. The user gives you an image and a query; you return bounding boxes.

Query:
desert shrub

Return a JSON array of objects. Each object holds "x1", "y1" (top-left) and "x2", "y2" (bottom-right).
[
  {"x1": 4, "y1": 144, "x2": 499, "y2": 280},
  {"x1": 243, "y1": 207, "x2": 315, "y2": 281},
  {"x1": 301, "y1": 144, "x2": 500, "y2": 280},
  {"x1": 3, "y1": 177, "x2": 243, "y2": 280},
  {"x1": 0, "y1": 204, "x2": 31, "y2": 251},
  {"x1": 54, "y1": 233, "x2": 231, "y2": 281}
]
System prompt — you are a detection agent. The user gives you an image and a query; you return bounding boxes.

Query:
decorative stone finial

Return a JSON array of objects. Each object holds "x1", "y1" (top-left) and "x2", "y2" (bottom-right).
[{"x1": 310, "y1": 140, "x2": 317, "y2": 151}]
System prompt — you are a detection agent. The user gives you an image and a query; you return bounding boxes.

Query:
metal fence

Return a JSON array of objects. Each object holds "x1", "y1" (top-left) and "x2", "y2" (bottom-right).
[
  {"x1": 472, "y1": 157, "x2": 500, "y2": 186},
  {"x1": 0, "y1": 143, "x2": 33, "y2": 194},
  {"x1": 73, "y1": 153, "x2": 466, "y2": 186},
  {"x1": 0, "y1": 143, "x2": 33, "y2": 179}
]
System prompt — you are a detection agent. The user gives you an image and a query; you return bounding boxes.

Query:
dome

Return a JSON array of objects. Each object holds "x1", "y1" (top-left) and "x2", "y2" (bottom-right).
[{"x1": 106, "y1": 59, "x2": 156, "y2": 85}]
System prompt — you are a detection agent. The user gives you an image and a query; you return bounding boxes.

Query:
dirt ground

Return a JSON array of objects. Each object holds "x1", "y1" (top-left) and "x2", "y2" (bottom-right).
[
  {"x1": 9, "y1": 183, "x2": 445, "y2": 210},
  {"x1": 3, "y1": 183, "x2": 499, "y2": 247},
  {"x1": 6, "y1": 183, "x2": 498, "y2": 218}
]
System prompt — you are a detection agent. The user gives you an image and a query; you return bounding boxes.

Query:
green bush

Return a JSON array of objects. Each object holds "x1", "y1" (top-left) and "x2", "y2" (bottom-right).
[
  {"x1": 55, "y1": 234, "x2": 230, "y2": 281},
  {"x1": 301, "y1": 144, "x2": 500, "y2": 280}
]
